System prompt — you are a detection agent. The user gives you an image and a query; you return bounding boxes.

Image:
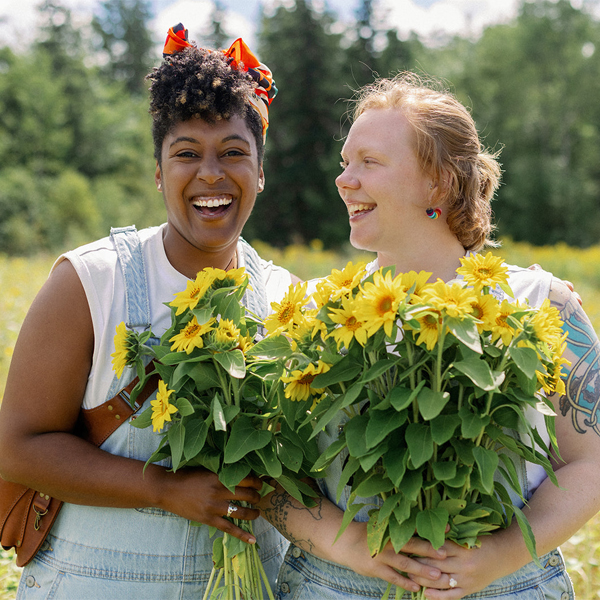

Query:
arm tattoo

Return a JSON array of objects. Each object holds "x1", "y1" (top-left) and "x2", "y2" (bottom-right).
[
  {"x1": 550, "y1": 281, "x2": 600, "y2": 436},
  {"x1": 262, "y1": 487, "x2": 324, "y2": 554}
]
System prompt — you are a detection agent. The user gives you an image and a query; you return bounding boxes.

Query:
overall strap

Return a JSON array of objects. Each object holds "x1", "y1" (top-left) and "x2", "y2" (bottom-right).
[
  {"x1": 239, "y1": 238, "x2": 269, "y2": 320},
  {"x1": 110, "y1": 226, "x2": 152, "y2": 330}
]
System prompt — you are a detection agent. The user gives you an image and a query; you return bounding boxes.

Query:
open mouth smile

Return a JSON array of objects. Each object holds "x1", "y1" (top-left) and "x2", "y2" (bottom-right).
[
  {"x1": 348, "y1": 203, "x2": 376, "y2": 217},
  {"x1": 191, "y1": 195, "x2": 234, "y2": 216}
]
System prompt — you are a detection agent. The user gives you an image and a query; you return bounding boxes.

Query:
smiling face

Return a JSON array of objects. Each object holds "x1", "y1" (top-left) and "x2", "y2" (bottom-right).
[
  {"x1": 156, "y1": 115, "x2": 264, "y2": 278},
  {"x1": 336, "y1": 108, "x2": 432, "y2": 258}
]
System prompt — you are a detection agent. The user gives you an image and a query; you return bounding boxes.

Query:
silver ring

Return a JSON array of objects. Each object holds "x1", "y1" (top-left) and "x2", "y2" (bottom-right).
[
  {"x1": 226, "y1": 503, "x2": 238, "y2": 518},
  {"x1": 449, "y1": 577, "x2": 458, "y2": 589}
]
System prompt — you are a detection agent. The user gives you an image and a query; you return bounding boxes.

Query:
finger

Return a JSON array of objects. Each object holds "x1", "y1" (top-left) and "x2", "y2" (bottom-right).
[
  {"x1": 371, "y1": 565, "x2": 421, "y2": 594},
  {"x1": 231, "y1": 485, "x2": 262, "y2": 505},
  {"x1": 238, "y1": 474, "x2": 263, "y2": 490},
  {"x1": 388, "y1": 552, "x2": 443, "y2": 582},
  {"x1": 402, "y1": 537, "x2": 447, "y2": 560},
  {"x1": 222, "y1": 503, "x2": 260, "y2": 522},
  {"x1": 212, "y1": 516, "x2": 258, "y2": 545}
]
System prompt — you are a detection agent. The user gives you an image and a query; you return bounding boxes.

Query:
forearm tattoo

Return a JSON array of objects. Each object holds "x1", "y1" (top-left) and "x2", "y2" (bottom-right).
[
  {"x1": 262, "y1": 487, "x2": 324, "y2": 554},
  {"x1": 551, "y1": 282, "x2": 600, "y2": 436}
]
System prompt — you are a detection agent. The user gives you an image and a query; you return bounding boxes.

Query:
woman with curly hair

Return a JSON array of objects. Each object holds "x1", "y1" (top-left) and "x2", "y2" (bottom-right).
[{"x1": 0, "y1": 25, "x2": 289, "y2": 599}]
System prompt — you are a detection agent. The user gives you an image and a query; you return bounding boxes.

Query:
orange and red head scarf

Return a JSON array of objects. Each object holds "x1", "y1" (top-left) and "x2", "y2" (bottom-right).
[{"x1": 163, "y1": 23, "x2": 277, "y2": 143}]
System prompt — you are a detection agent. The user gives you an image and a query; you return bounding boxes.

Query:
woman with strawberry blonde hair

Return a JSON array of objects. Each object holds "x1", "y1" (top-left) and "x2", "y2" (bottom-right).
[{"x1": 261, "y1": 73, "x2": 600, "y2": 599}]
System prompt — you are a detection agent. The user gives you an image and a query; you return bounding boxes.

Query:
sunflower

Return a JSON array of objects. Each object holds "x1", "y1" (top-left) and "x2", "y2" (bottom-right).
[
  {"x1": 211, "y1": 319, "x2": 241, "y2": 351},
  {"x1": 111, "y1": 322, "x2": 139, "y2": 378},
  {"x1": 169, "y1": 271, "x2": 214, "y2": 315},
  {"x1": 204, "y1": 266, "x2": 248, "y2": 290},
  {"x1": 355, "y1": 271, "x2": 406, "y2": 337},
  {"x1": 282, "y1": 361, "x2": 331, "y2": 402},
  {"x1": 400, "y1": 270, "x2": 433, "y2": 303},
  {"x1": 316, "y1": 261, "x2": 367, "y2": 303},
  {"x1": 237, "y1": 333, "x2": 255, "y2": 354},
  {"x1": 264, "y1": 282, "x2": 309, "y2": 335},
  {"x1": 469, "y1": 292, "x2": 500, "y2": 333},
  {"x1": 491, "y1": 299, "x2": 518, "y2": 346},
  {"x1": 151, "y1": 380, "x2": 179, "y2": 432},
  {"x1": 456, "y1": 252, "x2": 509, "y2": 290},
  {"x1": 328, "y1": 295, "x2": 369, "y2": 349},
  {"x1": 537, "y1": 341, "x2": 570, "y2": 396},
  {"x1": 289, "y1": 311, "x2": 324, "y2": 350},
  {"x1": 169, "y1": 316, "x2": 216, "y2": 354},
  {"x1": 421, "y1": 280, "x2": 477, "y2": 319},
  {"x1": 412, "y1": 309, "x2": 443, "y2": 351},
  {"x1": 529, "y1": 299, "x2": 565, "y2": 347}
]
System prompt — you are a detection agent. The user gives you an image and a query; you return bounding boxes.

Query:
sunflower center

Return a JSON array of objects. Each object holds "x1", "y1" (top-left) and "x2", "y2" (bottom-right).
[
  {"x1": 345, "y1": 316, "x2": 361, "y2": 331},
  {"x1": 278, "y1": 304, "x2": 294, "y2": 323},
  {"x1": 185, "y1": 324, "x2": 201, "y2": 337},
  {"x1": 298, "y1": 374, "x2": 316, "y2": 385},
  {"x1": 377, "y1": 296, "x2": 394, "y2": 314}
]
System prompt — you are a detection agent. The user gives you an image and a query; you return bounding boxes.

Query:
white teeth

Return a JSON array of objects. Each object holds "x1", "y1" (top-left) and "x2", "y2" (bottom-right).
[
  {"x1": 349, "y1": 203, "x2": 375, "y2": 216},
  {"x1": 192, "y1": 196, "x2": 233, "y2": 208}
]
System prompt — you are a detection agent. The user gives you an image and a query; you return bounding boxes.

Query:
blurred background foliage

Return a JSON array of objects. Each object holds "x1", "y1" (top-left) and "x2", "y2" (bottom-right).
[{"x1": 2, "y1": 0, "x2": 600, "y2": 254}]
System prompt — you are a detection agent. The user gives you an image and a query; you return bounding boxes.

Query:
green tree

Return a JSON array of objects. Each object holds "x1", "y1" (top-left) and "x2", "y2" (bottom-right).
[
  {"x1": 246, "y1": 0, "x2": 349, "y2": 247},
  {"x1": 200, "y1": 0, "x2": 230, "y2": 50},
  {"x1": 92, "y1": 0, "x2": 156, "y2": 95}
]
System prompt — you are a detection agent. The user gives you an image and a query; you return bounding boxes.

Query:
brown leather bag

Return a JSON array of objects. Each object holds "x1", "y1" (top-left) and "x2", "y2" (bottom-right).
[{"x1": 0, "y1": 365, "x2": 159, "y2": 567}]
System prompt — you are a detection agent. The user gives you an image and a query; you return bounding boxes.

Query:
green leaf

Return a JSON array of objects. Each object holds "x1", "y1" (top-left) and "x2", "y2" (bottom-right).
[
  {"x1": 459, "y1": 404, "x2": 490, "y2": 439},
  {"x1": 359, "y1": 442, "x2": 389, "y2": 472},
  {"x1": 335, "y1": 502, "x2": 366, "y2": 543},
  {"x1": 212, "y1": 537, "x2": 224, "y2": 569},
  {"x1": 432, "y1": 461, "x2": 457, "y2": 480},
  {"x1": 308, "y1": 383, "x2": 364, "y2": 440},
  {"x1": 405, "y1": 423, "x2": 433, "y2": 468},
  {"x1": 513, "y1": 505, "x2": 542, "y2": 569},
  {"x1": 437, "y1": 498, "x2": 467, "y2": 516},
  {"x1": 130, "y1": 406, "x2": 153, "y2": 429},
  {"x1": 446, "y1": 316, "x2": 482, "y2": 353},
  {"x1": 183, "y1": 419, "x2": 208, "y2": 460},
  {"x1": 168, "y1": 421, "x2": 185, "y2": 471},
  {"x1": 353, "y1": 473, "x2": 395, "y2": 498},
  {"x1": 187, "y1": 362, "x2": 221, "y2": 392},
  {"x1": 345, "y1": 414, "x2": 370, "y2": 458},
  {"x1": 336, "y1": 457, "x2": 361, "y2": 503},
  {"x1": 360, "y1": 359, "x2": 396, "y2": 383},
  {"x1": 400, "y1": 469, "x2": 424, "y2": 501},
  {"x1": 247, "y1": 335, "x2": 292, "y2": 359},
  {"x1": 472, "y1": 446, "x2": 499, "y2": 494},
  {"x1": 417, "y1": 388, "x2": 450, "y2": 420},
  {"x1": 219, "y1": 463, "x2": 251, "y2": 492},
  {"x1": 312, "y1": 357, "x2": 362, "y2": 387},
  {"x1": 276, "y1": 439, "x2": 303, "y2": 473},
  {"x1": 277, "y1": 475, "x2": 319, "y2": 507},
  {"x1": 257, "y1": 443, "x2": 283, "y2": 479},
  {"x1": 213, "y1": 349, "x2": 246, "y2": 379},
  {"x1": 312, "y1": 436, "x2": 347, "y2": 473},
  {"x1": 453, "y1": 357, "x2": 505, "y2": 391},
  {"x1": 509, "y1": 346, "x2": 542, "y2": 378},
  {"x1": 430, "y1": 414, "x2": 461, "y2": 444},
  {"x1": 416, "y1": 508, "x2": 449, "y2": 550},
  {"x1": 389, "y1": 381, "x2": 425, "y2": 412},
  {"x1": 389, "y1": 511, "x2": 417, "y2": 554},
  {"x1": 367, "y1": 512, "x2": 389, "y2": 556},
  {"x1": 175, "y1": 397, "x2": 195, "y2": 417},
  {"x1": 383, "y1": 446, "x2": 408, "y2": 488},
  {"x1": 211, "y1": 396, "x2": 227, "y2": 432},
  {"x1": 223, "y1": 416, "x2": 272, "y2": 463},
  {"x1": 366, "y1": 409, "x2": 407, "y2": 449}
]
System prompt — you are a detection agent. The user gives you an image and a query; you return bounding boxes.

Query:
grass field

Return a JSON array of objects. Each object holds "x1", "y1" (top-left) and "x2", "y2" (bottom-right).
[{"x1": 0, "y1": 239, "x2": 599, "y2": 597}]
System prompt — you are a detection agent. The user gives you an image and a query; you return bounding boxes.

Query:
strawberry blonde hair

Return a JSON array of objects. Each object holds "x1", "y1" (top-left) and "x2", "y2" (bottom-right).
[{"x1": 352, "y1": 73, "x2": 501, "y2": 251}]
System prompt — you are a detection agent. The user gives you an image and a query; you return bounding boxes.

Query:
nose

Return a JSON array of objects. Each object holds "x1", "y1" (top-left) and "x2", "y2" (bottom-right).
[
  {"x1": 335, "y1": 168, "x2": 359, "y2": 191},
  {"x1": 196, "y1": 156, "x2": 225, "y2": 184}
]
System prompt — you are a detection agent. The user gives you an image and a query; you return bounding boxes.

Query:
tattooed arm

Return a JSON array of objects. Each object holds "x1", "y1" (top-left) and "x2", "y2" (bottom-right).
[
  {"x1": 414, "y1": 278, "x2": 600, "y2": 599},
  {"x1": 258, "y1": 481, "x2": 445, "y2": 592}
]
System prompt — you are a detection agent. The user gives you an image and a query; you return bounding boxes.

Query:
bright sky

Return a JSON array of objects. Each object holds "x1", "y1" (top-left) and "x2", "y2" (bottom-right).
[{"x1": 0, "y1": 0, "x2": 522, "y2": 56}]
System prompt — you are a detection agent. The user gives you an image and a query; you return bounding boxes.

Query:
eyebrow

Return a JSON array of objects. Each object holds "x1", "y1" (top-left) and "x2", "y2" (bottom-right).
[{"x1": 169, "y1": 134, "x2": 251, "y2": 148}]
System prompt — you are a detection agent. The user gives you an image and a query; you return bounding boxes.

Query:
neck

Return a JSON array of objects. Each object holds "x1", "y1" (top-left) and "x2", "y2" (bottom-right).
[{"x1": 377, "y1": 235, "x2": 466, "y2": 283}]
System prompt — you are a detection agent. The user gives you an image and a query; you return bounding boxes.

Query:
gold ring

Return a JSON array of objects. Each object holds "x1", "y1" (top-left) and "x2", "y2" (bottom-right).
[
  {"x1": 226, "y1": 503, "x2": 238, "y2": 518},
  {"x1": 449, "y1": 577, "x2": 458, "y2": 589}
]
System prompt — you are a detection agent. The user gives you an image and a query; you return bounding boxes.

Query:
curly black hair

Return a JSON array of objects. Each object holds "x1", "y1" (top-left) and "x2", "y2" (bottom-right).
[{"x1": 146, "y1": 46, "x2": 264, "y2": 164}]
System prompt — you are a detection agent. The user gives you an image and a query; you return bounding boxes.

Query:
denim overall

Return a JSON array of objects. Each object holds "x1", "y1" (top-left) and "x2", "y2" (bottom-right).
[
  {"x1": 17, "y1": 227, "x2": 287, "y2": 599},
  {"x1": 276, "y1": 267, "x2": 575, "y2": 599}
]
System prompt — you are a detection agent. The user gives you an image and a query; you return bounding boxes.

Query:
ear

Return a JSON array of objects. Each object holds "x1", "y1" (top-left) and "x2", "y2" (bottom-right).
[
  {"x1": 430, "y1": 169, "x2": 453, "y2": 206},
  {"x1": 257, "y1": 166, "x2": 265, "y2": 194},
  {"x1": 155, "y1": 162, "x2": 162, "y2": 192}
]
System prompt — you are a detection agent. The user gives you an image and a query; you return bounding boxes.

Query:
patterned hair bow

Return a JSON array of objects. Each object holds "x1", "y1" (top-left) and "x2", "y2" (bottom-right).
[{"x1": 162, "y1": 24, "x2": 277, "y2": 143}]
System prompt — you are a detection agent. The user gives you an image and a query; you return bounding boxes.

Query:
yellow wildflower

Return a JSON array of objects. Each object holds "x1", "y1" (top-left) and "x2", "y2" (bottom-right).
[
  {"x1": 204, "y1": 266, "x2": 248, "y2": 289},
  {"x1": 401, "y1": 270, "x2": 433, "y2": 303},
  {"x1": 169, "y1": 272, "x2": 213, "y2": 315},
  {"x1": 111, "y1": 321, "x2": 138, "y2": 378},
  {"x1": 290, "y1": 311, "x2": 324, "y2": 350},
  {"x1": 421, "y1": 280, "x2": 477, "y2": 319},
  {"x1": 214, "y1": 319, "x2": 241, "y2": 345},
  {"x1": 169, "y1": 316, "x2": 216, "y2": 354},
  {"x1": 470, "y1": 293, "x2": 500, "y2": 333},
  {"x1": 151, "y1": 380, "x2": 179, "y2": 432},
  {"x1": 282, "y1": 361, "x2": 331, "y2": 402},
  {"x1": 355, "y1": 271, "x2": 406, "y2": 337},
  {"x1": 456, "y1": 252, "x2": 509, "y2": 290},
  {"x1": 413, "y1": 309, "x2": 443, "y2": 351},
  {"x1": 530, "y1": 299, "x2": 564, "y2": 347},
  {"x1": 264, "y1": 282, "x2": 309, "y2": 335},
  {"x1": 316, "y1": 261, "x2": 367, "y2": 303},
  {"x1": 491, "y1": 300, "x2": 518, "y2": 346},
  {"x1": 328, "y1": 296, "x2": 369, "y2": 349},
  {"x1": 238, "y1": 333, "x2": 254, "y2": 354}
]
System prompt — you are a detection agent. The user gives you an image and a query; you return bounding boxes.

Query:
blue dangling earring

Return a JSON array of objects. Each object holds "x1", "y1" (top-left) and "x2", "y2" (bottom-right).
[{"x1": 426, "y1": 207, "x2": 442, "y2": 220}]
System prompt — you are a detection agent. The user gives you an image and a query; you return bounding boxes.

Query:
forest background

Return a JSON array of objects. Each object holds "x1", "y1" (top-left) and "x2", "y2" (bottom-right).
[{"x1": 1, "y1": 0, "x2": 600, "y2": 596}]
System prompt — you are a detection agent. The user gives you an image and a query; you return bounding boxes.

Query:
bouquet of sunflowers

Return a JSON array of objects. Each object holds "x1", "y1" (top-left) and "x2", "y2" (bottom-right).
[
  {"x1": 111, "y1": 266, "x2": 317, "y2": 600},
  {"x1": 259, "y1": 253, "x2": 568, "y2": 600}
]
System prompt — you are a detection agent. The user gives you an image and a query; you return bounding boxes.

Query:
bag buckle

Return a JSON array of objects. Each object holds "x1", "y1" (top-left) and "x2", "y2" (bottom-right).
[{"x1": 33, "y1": 506, "x2": 49, "y2": 531}]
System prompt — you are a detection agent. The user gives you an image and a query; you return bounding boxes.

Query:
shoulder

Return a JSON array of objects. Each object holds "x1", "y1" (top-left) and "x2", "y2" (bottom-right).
[{"x1": 504, "y1": 263, "x2": 553, "y2": 307}]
